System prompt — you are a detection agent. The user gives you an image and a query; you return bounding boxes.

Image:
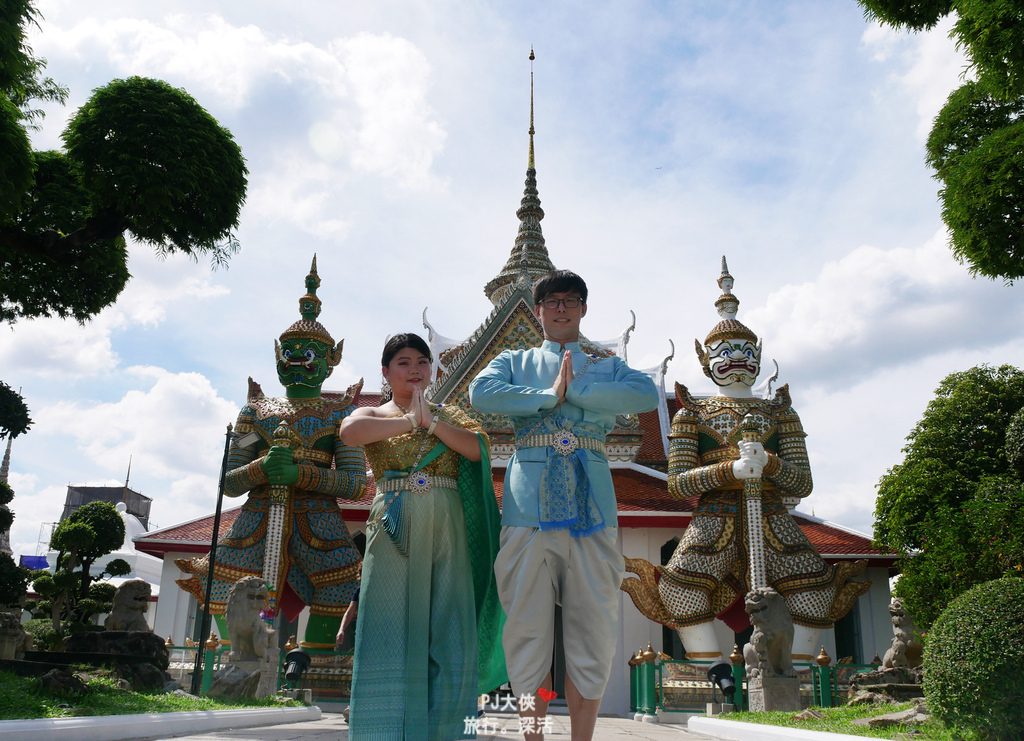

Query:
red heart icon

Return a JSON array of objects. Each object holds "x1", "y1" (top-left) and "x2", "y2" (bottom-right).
[{"x1": 537, "y1": 688, "x2": 557, "y2": 702}]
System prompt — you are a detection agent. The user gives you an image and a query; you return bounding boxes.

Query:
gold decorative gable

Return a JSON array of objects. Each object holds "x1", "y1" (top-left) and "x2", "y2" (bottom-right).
[{"x1": 431, "y1": 295, "x2": 543, "y2": 430}]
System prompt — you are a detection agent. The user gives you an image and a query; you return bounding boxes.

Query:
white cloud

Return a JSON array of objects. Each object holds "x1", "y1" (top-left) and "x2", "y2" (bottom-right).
[
  {"x1": 41, "y1": 15, "x2": 342, "y2": 110},
  {"x1": 0, "y1": 317, "x2": 119, "y2": 380},
  {"x1": 151, "y1": 472, "x2": 221, "y2": 532},
  {"x1": 330, "y1": 32, "x2": 447, "y2": 189},
  {"x1": 33, "y1": 367, "x2": 237, "y2": 480},
  {"x1": 862, "y1": 16, "x2": 968, "y2": 140},
  {"x1": 247, "y1": 154, "x2": 353, "y2": 240},
  {"x1": 38, "y1": 16, "x2": 446, "y2": 192},
  {"x1": 5, "y1": 471, "x2": 38, "y2": 492},
  {"x1": 0, "y1": 249, "x2": 229, "y2": 380},
  {"x1": 7, "y1": 484, "x2": 68, "y2": 559},
  {"x1": 746, "y1": 230, "x2": 1024, "y2": 388},
  {"x1": 116, "y1": 270, "x2": 230, "y2": 328}
]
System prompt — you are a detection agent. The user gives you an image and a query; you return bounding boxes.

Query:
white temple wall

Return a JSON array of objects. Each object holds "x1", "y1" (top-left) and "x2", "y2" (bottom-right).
[
  {"x1": 856, "y1": 566, "x2": 894, "y2": 662},
  {"x1": 153, "y1": 551, "x2": 198, "y2": 645}
]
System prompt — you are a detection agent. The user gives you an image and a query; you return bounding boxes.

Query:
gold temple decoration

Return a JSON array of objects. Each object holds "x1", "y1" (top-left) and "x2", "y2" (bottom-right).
[
  {"x1": 729, "y1": 644, "x2": 743, "y2": 666},
  {"x1": 641, "y1": 642, "x2": 657, "y2": 664}
]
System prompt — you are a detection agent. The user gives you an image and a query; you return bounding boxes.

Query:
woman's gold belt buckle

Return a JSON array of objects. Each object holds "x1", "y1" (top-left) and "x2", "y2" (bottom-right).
[{"x1": 408, "y1": 473, "x2": 431, "y2": 495}]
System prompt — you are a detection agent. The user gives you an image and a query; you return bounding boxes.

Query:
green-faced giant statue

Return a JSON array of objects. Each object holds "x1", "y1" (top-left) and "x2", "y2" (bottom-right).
[{"x1": 176, "y1": 257, "x2": 365, "y2": 648}]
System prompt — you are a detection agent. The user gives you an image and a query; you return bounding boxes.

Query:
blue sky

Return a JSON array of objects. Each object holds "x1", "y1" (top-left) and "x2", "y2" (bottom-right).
[{"x1": 4, "y1": 1, "x2": 1024, "y2": 556}]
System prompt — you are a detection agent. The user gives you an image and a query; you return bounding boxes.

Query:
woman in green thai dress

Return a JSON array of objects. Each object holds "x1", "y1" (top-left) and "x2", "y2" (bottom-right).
[{"x1": 341, "y1": 333, "x2": 506, "y2": 740}]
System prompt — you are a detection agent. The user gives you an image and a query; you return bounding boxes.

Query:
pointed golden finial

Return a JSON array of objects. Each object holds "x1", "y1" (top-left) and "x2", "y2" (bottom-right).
[
  {"x1": 528, "y1": 47, "x2": 536, "y2": 170},
  {"x1": 729, "y1": 643, "x2": 743, "y2": 665},
  {"x1": 816, "y1": 646, "x2": 831, "y2": 667},
  {"x1": 641, "y1": 642, "x2": 657, "y2": 664}
]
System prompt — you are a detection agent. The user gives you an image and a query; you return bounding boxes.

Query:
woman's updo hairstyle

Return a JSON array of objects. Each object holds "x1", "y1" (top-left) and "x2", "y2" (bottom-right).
[{"x1": 381, "y1": 333, "x2": 432, "y2": 368}]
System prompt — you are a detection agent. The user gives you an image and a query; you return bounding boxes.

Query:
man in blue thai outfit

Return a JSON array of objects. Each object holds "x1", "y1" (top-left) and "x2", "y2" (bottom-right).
[{"x1": 470, "y1": 269, "x2": 659, "y2": 741}]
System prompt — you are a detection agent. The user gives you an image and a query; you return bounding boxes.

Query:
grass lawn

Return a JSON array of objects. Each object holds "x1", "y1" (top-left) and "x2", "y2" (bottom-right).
[
  {"x1": 0, "y1": 669, "x2": 303, "y2": 720},
  {"x1": 726, "y1": 703, "x2": 960, "y2": 740}
]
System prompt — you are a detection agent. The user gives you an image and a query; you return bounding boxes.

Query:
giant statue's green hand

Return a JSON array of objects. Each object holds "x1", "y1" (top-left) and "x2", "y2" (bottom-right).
[{"x1": 262, "y1": 445, "x2": 300, "y2": 486}]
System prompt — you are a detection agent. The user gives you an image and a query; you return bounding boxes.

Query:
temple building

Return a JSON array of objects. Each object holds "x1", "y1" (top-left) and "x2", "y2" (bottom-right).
[
  {"x1": 136, "y1": 73, "x2": 896, "y2": 715},
  {"x1": 59, "y1": 484, "x2": 153, "y2": 529}
]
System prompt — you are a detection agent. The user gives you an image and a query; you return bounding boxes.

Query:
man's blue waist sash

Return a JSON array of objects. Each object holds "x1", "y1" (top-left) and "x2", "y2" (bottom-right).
[{"x1": 514, "y1": 417, "x2": 607, "y2": 537}]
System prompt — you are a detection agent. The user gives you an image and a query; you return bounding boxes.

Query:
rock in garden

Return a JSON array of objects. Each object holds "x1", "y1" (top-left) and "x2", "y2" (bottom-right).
[
  {"x1": 39, "y1": 669, "x2": 88, "y2": 695},
  {"x1": 791, "y1": 708, "x2": 825, "y2": 721},
  {"x1": 852, "y1": 701, "x2": 930, "y2": 729}
]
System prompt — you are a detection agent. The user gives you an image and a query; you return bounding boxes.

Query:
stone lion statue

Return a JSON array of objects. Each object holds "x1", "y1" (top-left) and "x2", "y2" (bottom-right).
[
  {"x1": 882, "y1": 597, "x2": 924, "y2": 669},
  {"x1": 225, "y1": 576, "x2": 276, "y2": 663},
  {"x1": 104, "y1": 578, "x2": 152, "y2": 632},
  {"x1": 742, "y1": 587, "x2": 796, "y2": 679}
]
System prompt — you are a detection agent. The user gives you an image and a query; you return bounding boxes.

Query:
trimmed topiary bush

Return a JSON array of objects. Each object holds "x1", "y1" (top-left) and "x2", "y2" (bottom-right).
[
  {"x1": 924, "y1": 576, "x2": 1024, "y2": 740},
  {"x1": 0, "y1": 553, "x2": 29, "y2": 608}
]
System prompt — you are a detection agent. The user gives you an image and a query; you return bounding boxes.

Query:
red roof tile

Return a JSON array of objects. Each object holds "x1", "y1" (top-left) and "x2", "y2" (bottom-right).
[
  {"x1": 791, "y1": 515, "x2": 884, "y2": 556},
  {"x1": 353, "y1": 391, "x2": 382, "y2": 408},
  {"x1": 636, "y1": 409, "x2": 668, "y2": 463},
  {"x1": 135, "y1": 508, "x2": 243, "y2": 557}
]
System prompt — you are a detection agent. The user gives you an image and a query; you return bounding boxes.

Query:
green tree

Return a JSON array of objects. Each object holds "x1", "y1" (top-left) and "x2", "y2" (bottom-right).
[
  {"x1": 0, "y1": 1, "x2": 247, "y2": 324},
  {"x1": 0, "y1": 382, "x2": 30, "y2": 440},
  {"x1": 0, "y1": 480, "x2": 14, "y2": 535},
  {"x1": 876, "y1": 364, "x2": 1024, "y2": 630},
  {"x1": 874, "y1": 364, "x2": 1024, "y2": 552},
  {"x1": 857, "y1": 0, "x2": 1024, "y2": 281},
  {"x1": 892, "y1": 476, "x2": 1024, "y2": 629},
  {"x1": 37, "y1": 501, "x2": 131, "y2": 633},
  {"x1": 0, "y1": 552, "x2": 29, "y2": 609},
  {"x1": 0, "y1": 0, "x2": 246, "y2": 473},
  {"x1": 924, "y1": 577, "x2": 1024, "y2": 740}
]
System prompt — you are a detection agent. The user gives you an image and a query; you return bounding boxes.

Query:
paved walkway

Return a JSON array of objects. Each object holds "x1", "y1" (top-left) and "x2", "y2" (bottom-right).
[{"x1": 124, "y1": 711, "x2": 706, "y2": 740}]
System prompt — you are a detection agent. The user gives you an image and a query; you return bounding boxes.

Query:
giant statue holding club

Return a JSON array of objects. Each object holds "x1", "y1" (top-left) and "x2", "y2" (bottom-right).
[
  {"x1": 176, "y1": 258, "x2": 365, "y2": 649},
  {"x1": 623, "y1": 258, "x2": 869, "y2": 706}
]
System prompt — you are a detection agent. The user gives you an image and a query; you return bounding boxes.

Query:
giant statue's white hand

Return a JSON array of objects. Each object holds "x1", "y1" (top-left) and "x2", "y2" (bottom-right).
[
  {"x1": 738, "y1": 440, "x2": 769, "y2": 466},
  {"x1": 732, "y1": 441, "x2": 767, "y2": 480}
]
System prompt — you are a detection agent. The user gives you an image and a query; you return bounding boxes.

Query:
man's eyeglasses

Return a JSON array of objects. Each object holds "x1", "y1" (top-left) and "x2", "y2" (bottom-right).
[{"x1": 539, "y1": 297, "x2": 583, "y2": 309}]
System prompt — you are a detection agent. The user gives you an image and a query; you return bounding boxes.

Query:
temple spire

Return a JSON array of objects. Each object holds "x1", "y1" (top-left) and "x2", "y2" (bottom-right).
[
  {"x1": 0, "y1": 435, "x2": 12, "y2": 555},
  {"x1": 529, "y1": 47, "x2": 535, "y2": 170},
  {"x1": 0, "y1": 436, "x2": 11, "y2": 483},
  {"x1": 484, "y1": 47, "x2": 556, "y2": 305}
]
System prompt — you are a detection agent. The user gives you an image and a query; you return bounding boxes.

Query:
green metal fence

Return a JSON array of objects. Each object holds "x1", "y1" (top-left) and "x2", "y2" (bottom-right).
[
  {"x1": 167, "y1": 643, "x2": 354, "y2": 700},
  {"x1": 630, "y1": 658, "x2": 878, "y2": 714}
]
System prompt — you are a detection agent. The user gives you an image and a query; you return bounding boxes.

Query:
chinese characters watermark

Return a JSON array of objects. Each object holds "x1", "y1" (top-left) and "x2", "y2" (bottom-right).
[{"x1": 465, "y1": 692, "x2": 557, "y2": 735}]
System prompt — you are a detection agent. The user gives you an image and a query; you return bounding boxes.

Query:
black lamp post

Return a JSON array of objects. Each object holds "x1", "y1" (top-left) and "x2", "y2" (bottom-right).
[{"x1": 189, "y1": 424, "x2": 234, "y2": 695}]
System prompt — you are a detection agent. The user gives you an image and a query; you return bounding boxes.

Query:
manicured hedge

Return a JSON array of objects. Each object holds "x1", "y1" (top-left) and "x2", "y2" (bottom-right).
[{"x1": 924, "y1": 576, "x2": 1024, "y2": 740}]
